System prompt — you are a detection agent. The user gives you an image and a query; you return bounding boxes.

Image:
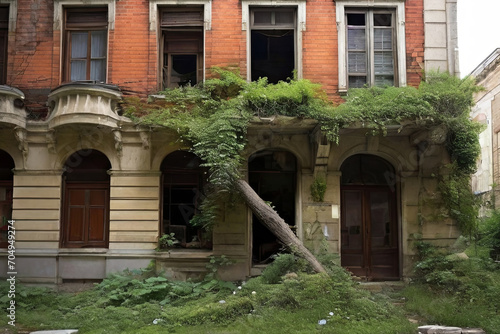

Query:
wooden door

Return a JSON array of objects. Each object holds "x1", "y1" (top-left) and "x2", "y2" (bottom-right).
[
  {"x1": 63, "y1": 183, "x2": 109, "y2": 248},
  {"x1": 341, "y1": 186, "x2": 399, "y2": 280}
]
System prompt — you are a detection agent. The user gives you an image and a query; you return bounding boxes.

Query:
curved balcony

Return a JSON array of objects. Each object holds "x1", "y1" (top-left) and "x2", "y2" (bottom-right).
[
  {"x1": 47, "y1": 82, "x2": 128, "y2": 129},
  {"x1": 0, "y1": 85, "x2": 26, "y2": 128}
]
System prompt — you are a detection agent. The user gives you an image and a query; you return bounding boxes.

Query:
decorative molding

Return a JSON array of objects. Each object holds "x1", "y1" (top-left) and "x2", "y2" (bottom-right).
[{"x1": 140, "y1": 131, "x2": 151, "y2": 150}]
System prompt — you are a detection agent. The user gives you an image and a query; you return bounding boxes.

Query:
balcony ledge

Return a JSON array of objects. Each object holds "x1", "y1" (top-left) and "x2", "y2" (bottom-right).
[
  {"x1": 0, "y1": 85, "x2": 26, "y2": 128},
  {"x1": 47, "y1": 82, "x2": 129, "y2": 129}
]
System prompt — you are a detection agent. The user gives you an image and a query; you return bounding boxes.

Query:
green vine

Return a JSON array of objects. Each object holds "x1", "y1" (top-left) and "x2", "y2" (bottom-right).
[
  {"x1": 124, "y1": 69, "x2": 483, "y2": 234},
  {"x1": 310, "y1": 176, "x2": 327, "y2": 202}
]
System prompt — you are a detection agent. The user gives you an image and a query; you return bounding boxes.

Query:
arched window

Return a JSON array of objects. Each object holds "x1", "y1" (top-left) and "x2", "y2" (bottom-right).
[
  {"x1": 161, "y1": 151, "x2": 207, "y2": 247},
  {"x1": 249, "y1": 150, "x2": 297, "y2": 263},
  {"x1": 61, "y1": 150, "x2": 110, "y2": 248},
  {"x1": 0, "y1": 150, "x2": 14, "y2": 248}
]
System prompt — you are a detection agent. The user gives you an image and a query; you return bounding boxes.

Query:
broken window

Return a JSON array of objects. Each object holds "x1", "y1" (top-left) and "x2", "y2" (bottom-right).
[
  {"x1": 346, "y1": 9, "x2": 396, "y2": 88},
  {"x1": 0, "y1": 6, "x2": 8, "y2": 84},
  {"x1": 250, "y1": 7, "x2": 296, "y2": 83},
  {"x1": 64, "y1": 8, "x2": 108, "y2": 82},
  {"x1": 161, "y1": 151, "x2": 210, "y2": 248},
  {"x1": 161, "y1": 7, "x2": 203, "y2": 88}
]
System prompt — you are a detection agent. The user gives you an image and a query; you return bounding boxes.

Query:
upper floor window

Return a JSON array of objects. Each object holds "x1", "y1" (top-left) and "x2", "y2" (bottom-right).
[
  {"x1": 241, "y1": 0, "x2": 306, "y2": 82},
  {"x1": 161, "y1": 7, "x2": 204, "y2": 88},
  {"x1": 64, "y1": 8, "x2": 108, "y2": 82},
  {"x1": 347, "y1": 9, "x2": 396, "y2": 88},
  {"x1": 336, "y1": 1, "x2": 406, "y2": 92},
  {"x1": 250, "y1": 7, "x2": 296, "y2": 83},
  {"x1": 0, "y1": 6, "x2": 8, "y2": 84}
]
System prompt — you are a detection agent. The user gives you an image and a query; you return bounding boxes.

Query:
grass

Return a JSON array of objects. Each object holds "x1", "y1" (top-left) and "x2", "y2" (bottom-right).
[
  {"x1": 1, "y1": 245, "x2": 499, "y2": 334},
  {"x1": 0, "y1": 270, "x2": 418, "y2": 334}
]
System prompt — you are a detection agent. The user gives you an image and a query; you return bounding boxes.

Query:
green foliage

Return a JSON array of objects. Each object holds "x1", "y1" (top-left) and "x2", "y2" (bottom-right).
[
  {"x1": 407, "y1": 238, "x2": 500, "y2": 333},
  {"x1": 124, "y1": 69, "x2": 482, "y2": 235},
  {"x1": 478, "y1": 209, "x2": 500, "y2": 259},
  {"x1": 156, "y1": 232, "x2": 179, "y2": 250},
  {"x1": 260, "y1": 253, "x2": 309, "y2": 284},
  {"x1": 93, "y1": 265, "x2": 236, "y2": 307},
  {"x1": 241, "y1": 77, "x2": 330, "y2": 117},
  {"x1": 310, "y1": 176, "x2": 327, "y2": 202},
  {"x1": 439, "y1": 164, "x2": 480, "y2": 238}
]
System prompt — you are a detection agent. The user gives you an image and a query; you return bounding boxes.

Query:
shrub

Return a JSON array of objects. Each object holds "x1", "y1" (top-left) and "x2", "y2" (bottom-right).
[{"x1": 260, "y1": 253, "x2": 308, "y2": 284}]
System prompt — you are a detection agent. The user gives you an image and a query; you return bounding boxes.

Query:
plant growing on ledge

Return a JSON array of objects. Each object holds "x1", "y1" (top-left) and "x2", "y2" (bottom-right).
[
  {"x1": 157, "y1": 233, "x2": 180, "y2": 251},
  {"x1": 310, "y1": 176, "x2": 327, "y2": 202},
  {"x1": 124, "y1": 68, "x2": 483, "y2": 273}
]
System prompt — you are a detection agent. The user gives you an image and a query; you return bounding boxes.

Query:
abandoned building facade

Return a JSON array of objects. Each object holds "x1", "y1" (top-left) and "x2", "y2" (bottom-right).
[{"x1": 0, "y1": 0, "x2": 460, "y2": 284}]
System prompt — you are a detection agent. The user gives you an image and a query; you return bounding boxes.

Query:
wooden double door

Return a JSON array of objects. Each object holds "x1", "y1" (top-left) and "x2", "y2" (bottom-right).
[{"x1": 341, "y1": 186, "x2": 399, "y2": 280}]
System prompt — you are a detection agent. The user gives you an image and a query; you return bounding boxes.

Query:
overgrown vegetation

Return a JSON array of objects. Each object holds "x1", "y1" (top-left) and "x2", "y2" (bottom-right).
[
  {"x1": 310, "y1": 176, "x2": 327, "y2": 202},
  {"x1": 125, "y1": 69, "x2": 483, "y2": 235},
  {"x1": 403, "y1": 231, "x2": 500, "y2": 333},
  {"x1": 0, "y1": 255, "x2": 416, "y2": 334}
]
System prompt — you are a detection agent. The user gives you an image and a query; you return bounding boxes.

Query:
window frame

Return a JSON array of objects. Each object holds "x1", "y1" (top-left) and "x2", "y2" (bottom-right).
[
  {"x1": 242, "y1": 0, "x2": 306, "y2": 82},
  {"x1": 149, "y1": 0, "x2": 211, "y2": 89},
  {"x1": 0, "y1": 0, "x2": 16, "y2": 85},
  {"x1": 0, "y1": 6, "x2": 8, "y2": 84},
  {"x1": 63, "y1": 7, "x2": 109, "y2": 83},
  {"x1": 336, "y1": 0, "x2": 406, "y2": 92},
  {"x1": 160, "y1": 6, "x2": 204, "y2": 89},
  {"x1": 54, "y1": 0, "x2": 115, "y2": 85}
]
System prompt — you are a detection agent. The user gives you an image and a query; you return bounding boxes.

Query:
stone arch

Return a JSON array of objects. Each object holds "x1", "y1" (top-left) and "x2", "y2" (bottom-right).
[{"x1": 339, "y1": 153, "x2": 400, "y2": 280}]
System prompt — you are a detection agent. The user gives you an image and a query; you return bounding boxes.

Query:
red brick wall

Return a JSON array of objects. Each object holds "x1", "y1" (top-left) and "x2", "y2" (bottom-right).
[
  {"x1": 205, "y1": 0, "x2": 246, "y2": 78},
  {"x1": 405, "y1": 0, "x2": 425, "y2": 87},
  {"x1": 111, "y1": 0, "x2": 157, "y2": 95},
  {"x1": 304, "y1": 0, "x2": 340, "y2": 102},
  {"x1": 6, "y1": 0, "x2": 427, "y2": 107},
  {"x1": 9, "y1": 0, "x2": 56, "y2": 110}
]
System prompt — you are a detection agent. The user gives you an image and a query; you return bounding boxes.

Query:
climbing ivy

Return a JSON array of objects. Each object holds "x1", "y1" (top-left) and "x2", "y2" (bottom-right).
[{"x1": 124, "y1": 69, "x2": 483, "y2": 234}]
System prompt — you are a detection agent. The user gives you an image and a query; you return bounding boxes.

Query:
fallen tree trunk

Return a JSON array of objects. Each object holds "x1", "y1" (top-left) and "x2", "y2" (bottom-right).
[{"x1": 235, "y1": 179, "x2": 326, "y2": 273}]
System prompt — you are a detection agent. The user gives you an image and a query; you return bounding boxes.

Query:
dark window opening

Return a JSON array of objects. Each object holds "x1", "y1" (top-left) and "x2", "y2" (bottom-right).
[
  {"x1": 0, "y1": 6, "x2": 8, "y2": 84},
  {"x1": 161, "y1": 7, "x2": 203, "y2": 89},
  {"x1": 161, "y1": 151, "x2": 210, "y2": 248},
  {"x1": 250, "y1": 8, "x2": 296, "y2": 83},
  {"x1": 251, "y1": 30, "x2": 295, "y2": 83},
  {"x1": 0, "y1": 150, "x2": 14, "y2": 248},
  {"x1": 249, "y1": 150, "x2": 297, "y2": 263},
  {"x1": 61, "y1": 150, "x2": 110, "y2": 248},
  {"x1": 64, "y1": 8, "x2": 108, "y2": 82}
]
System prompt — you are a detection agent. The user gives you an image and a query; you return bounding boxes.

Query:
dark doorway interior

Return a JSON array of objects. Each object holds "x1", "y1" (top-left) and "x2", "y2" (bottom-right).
[{"x1": 249, "y1": 150, "x2": 296, "y2": 263}]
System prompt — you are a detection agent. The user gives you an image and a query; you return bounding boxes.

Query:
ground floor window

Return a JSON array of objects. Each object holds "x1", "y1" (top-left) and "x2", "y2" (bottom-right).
[
  {"x1": 61, "y1": 150, "x2": 110, "y2": 248},
  {"x1": 161, "y1": 150, "x2": 210, "y2": 248}
]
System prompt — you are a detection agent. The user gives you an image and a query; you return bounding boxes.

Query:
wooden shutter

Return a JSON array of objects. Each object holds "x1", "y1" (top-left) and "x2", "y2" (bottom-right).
[
  {"x1": 65, "y1": 8, "x2": 108, "y2": 30},
  {"x1": 161, "y1": 8, "x2": 204, "y2": 28}
]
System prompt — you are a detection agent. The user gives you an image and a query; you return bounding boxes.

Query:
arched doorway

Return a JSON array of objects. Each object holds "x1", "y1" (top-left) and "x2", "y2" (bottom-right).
[
  {"x1": 0, "y1": 150, "x2": 14, "y2": 248},
  {"x1": 61, "y1": 150, "x2": 111, "y2": 248},
  {"x1": 340, "y1": 154, "x2": 399, "y2": 280},
  {"x1": 249, "y1": 150, "x2": 297, "y2": 263},
  {"x1": 161, "y1": 151, "x2": 208, "y2": 247}
]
